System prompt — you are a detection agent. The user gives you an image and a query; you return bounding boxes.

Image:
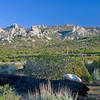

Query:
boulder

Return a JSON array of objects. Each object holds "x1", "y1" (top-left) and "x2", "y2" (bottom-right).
[{"x1": 63, "y1": 74, "x2": 82, "y2": 82}]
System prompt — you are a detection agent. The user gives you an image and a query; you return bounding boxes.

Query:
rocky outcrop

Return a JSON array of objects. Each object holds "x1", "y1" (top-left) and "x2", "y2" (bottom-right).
[
  {"x1": 0, "y1": 28, "x2": 4, "y2": 33},
  {"x1": 37, "y1": 25, "x2": 47, "y2": 28},
  {"x1": 72, "y1": 26, "x2": 87, "y2": 36},
  {"x1": 0, "y1": 24, "x2": 99, "y2": 41},
  {"x1": 11, "y1": 24, "x2": 19, "y2": 29},
  {"x1": 28, "y1": 26, "x2": 42, "y2": 37}
]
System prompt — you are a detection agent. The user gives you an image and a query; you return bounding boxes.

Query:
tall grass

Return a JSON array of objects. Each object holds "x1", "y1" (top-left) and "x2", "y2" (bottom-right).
[
  {"x1": 0, "y1": 82, "x2": 74, "y2": 100},
  {"x1": 27, "y1": 81, "x2": 74, "y2": 100}
]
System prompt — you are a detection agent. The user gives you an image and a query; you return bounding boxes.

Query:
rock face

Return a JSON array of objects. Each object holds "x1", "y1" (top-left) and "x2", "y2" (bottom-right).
[
  {"x1": 28, "y1": 26, "x2": 42, "y2": 37},
  {"x1": 11, "y1": 24, "x2": 19, "y2": 29},
  {"x1": 0, "y1": 24, "x2": 100, "y2": 42},
  {"x1": 72, "y1": 26, "x2": 87, "y2": 36},
  {"x1": 0, "y1": 28, "x2": 4, "y2": 33}
]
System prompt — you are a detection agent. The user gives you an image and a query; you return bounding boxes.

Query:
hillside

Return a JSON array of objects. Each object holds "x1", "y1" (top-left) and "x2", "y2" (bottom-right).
[{"x1": 0, "y1": 24, "x2": 100, "y2": 100}]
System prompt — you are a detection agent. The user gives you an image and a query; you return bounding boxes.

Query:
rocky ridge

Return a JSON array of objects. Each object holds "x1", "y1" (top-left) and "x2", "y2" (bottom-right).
[{"x1": 0, "y1": 24, "x2": 100, "y2": 42}]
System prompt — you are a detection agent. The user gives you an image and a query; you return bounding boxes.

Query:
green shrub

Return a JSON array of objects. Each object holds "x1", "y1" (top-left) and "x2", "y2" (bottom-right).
[
  {"x1": 0, "y1": 84, "x2": 21, "y2": 100},
  {"x1": 24, "y1": 60, "x2": 36, "y2": 76},
  {"x1": 65, "y1": 60, "x2": 92, "y2": 82},
  {"x1": 86, "y1": 58, "x2": 100, "y2": 81},
  {"x1": 92, "y1": 68, "x2": 100, "y2": 80},
  {"x1": 0, "y1": 64, "x2": 16, "y2": 74},
  {"x1": 23, "y1": 56, "x2": 92, "y2": 82},
  {"x1": 1, "y1": 57, "x2": 11, "y2": 62}
]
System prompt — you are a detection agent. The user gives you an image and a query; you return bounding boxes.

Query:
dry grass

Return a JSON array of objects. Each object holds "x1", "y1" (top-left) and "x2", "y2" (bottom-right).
[{"x1": 27, "y1": 81, "x2": 74, "y2": 100}]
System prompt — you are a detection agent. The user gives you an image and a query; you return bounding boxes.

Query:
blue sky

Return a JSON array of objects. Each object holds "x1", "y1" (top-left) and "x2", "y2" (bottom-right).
[{"x1": 0, "y1": 0, "x2": 100, "y2": 28}]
